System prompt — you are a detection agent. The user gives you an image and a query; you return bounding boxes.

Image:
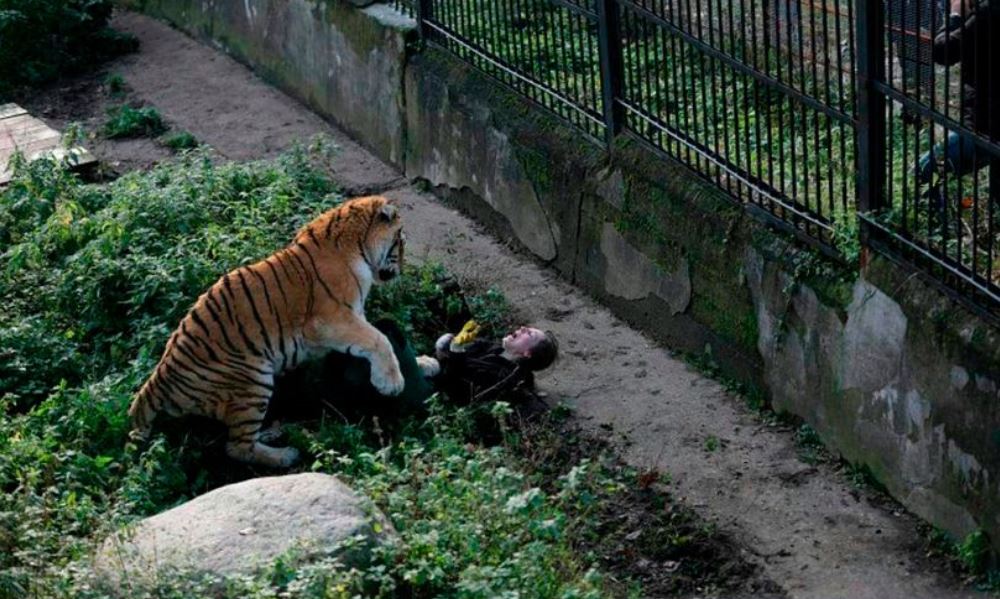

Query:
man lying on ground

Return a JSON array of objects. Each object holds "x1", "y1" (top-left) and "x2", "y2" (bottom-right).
[{"x1": 267, "y1": 319, "x2": 559, "y2": 427}]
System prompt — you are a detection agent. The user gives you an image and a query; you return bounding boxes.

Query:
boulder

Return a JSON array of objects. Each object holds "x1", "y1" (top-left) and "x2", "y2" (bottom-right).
[{"x1": 94, "y1": 473, "x2": 392, "y2": 588}]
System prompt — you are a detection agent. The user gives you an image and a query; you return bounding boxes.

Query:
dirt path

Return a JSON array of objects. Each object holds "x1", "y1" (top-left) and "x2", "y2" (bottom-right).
[{"x1": 37, "y1": 11, "x2": 980, "y2": 599}]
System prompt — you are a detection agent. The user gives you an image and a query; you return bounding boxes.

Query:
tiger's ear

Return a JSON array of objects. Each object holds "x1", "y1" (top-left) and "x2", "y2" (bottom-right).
[{"x1": 379, "y1": 202, "x2": 398, "y2": 223}]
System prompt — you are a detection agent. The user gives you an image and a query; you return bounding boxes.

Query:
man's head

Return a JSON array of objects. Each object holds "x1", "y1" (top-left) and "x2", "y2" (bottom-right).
[{"x1": 502, "y1": 326, "x2": 559, "y2": 371}]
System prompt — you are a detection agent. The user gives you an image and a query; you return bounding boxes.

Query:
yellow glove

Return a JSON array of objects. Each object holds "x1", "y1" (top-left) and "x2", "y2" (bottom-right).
[{"x1": 453, "y1": 320, "x2": 481, "y2": 346}]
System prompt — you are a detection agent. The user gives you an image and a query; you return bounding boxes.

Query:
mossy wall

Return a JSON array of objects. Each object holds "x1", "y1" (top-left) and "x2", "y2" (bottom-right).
[{"x1": 130, "y1": 0, "x2": 1000, "y2": 553}]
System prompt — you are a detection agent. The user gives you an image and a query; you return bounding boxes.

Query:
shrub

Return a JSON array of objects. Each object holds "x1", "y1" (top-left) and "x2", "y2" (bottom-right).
[
  {"x1": 161, "y1": 130, "x2": 198, "y2": 151},
  {"x1": 104, "y1": 73, "x2": 126, "y2": 97},
  {"x1": 0, "y1": 0, "x2": 137, "y2": 99},
  {"x1": 103, "y1": 105, "x2": 167, "y2": 138}
]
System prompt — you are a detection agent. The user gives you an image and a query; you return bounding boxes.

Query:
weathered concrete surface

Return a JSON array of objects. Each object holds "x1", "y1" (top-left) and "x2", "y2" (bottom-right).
[
  {"x1": 94, "y1": 9, "x2": 985, "y2": 597},
  {"x1": 403, "y1": 55, "x2": 557, "y2": 261},
  {"x1": 123, "y1": 0, "x2": 413, "y2": 168},
  {"x1": 400, "y1": 44, "x2": 1000, "y2": 554},
  {"x1": 744, "y1": 237, "x2": 1000, "y2": 544},
  {"x1": 599, "y1": 222, "x2": 691, "y2": 312},
  {"x1": 95, "y1": 473, "x2": 391, "y2": 588}
]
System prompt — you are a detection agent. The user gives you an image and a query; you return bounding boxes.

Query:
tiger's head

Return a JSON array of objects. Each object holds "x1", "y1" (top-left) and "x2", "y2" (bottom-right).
[
  {"x1": 365, "y1": 197, "x2": 405, "y2": 284},
  {"x1": 297, "y1": 195, "x2": 405, "y2": 284}
]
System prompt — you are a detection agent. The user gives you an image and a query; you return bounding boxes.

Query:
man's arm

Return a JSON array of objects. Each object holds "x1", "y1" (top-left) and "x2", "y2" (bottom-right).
[{"x1": 933, "y1": 0, "x2": 978, "y2": 65}]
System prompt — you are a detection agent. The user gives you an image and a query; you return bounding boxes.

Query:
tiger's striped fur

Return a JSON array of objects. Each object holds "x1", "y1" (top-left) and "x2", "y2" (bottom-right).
[{"x1": 128, "y1": 196, "x2": 406, "y2": 467}]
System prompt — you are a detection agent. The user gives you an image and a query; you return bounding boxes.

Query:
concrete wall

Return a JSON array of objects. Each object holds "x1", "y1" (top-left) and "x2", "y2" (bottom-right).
[{"x1": 131, "y1": 1, "x2": 1000, "y2": 551}]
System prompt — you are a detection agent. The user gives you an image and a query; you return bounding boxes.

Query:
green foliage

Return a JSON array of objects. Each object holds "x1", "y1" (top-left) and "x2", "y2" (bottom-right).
[
  {"x1": 957, "y1": 530, "x2": 993, "y2": 576},
  {"x1": 0, "y1": 0, "x2": 137, "y2": 99},
  {"x1": 703, "y1": 435, "x2": 719, "y2": 452},
  {"x1": 831, "y1": 208, "x2": 861, "y2": 265},
  {"x1": 844, "y1": 462, "x2": 887, "y2": 494},
  {"x1": 103, "y1": 73, "x2": 126, "y2": 97},
  {"x1": 925, "y1": 527, "x2": 1000, "y2": 592},
  {"x1": 102, "y1": 105, "x2": 167, "y2": 138},
  {"x1": 793, "y1": 423, "x2": 825, "y2": 465},
  {"x1": 1, "y1": 142, "x2": 337, "y2": 407},
  {"x1": 0, "y1": 145, "x2": 623, "y2": 597},
  {"x1": 161, "y1": 130, "x2": 198, "y2": 151},
  {"x1": 466, "y1": 287, "x2": 514, "y2": 336},
  {"x1": 367, "y1": 263, "x2": 467, "y2": 354}
]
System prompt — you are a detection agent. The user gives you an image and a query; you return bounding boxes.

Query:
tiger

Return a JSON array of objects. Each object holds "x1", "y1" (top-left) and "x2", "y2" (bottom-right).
[{"x1": 128, "y1": 195, "x2": 406, "y2": 468}]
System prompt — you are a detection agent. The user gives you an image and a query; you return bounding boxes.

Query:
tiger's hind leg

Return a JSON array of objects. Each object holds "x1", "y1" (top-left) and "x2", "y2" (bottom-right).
[{"x1": 224, "y1": 399, "x2": 300, "y2": 468}]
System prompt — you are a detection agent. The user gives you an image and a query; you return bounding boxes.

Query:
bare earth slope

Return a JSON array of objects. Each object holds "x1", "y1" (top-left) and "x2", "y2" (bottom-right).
[{"x1": 38, "y1": 11, "x2": 978, "y2": 599}]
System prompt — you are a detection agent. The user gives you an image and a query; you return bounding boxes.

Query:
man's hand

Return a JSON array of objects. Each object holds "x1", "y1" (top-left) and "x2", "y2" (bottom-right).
[
  {"x1": 950, "y1": 0, "x2": 973, "y2": 15},
  {"x1": 454, "y1": 320, "x2": 481, "y2": 345}
]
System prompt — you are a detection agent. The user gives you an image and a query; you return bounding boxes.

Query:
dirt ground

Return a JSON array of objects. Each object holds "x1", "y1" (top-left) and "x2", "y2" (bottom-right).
[{"x1": 19, "y1": 10, "x2": 985, "y2": 599}]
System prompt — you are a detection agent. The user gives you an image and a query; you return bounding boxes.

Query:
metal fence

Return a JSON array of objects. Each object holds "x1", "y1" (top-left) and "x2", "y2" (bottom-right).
[
  {"x1": 861, "y1": 1, "x2": 1000, "y2": 311},
  {"x1": 395, "y1": 0, "x2": 1000, "y2": 316}
]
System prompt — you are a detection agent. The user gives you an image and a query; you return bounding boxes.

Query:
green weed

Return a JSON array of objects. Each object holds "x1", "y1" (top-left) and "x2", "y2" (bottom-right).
[
  {"x1": 104, "y1": 73, "x2": 125, "y2": 97},
  {"x1": 793, "y1": 423, "x2": 825, "y2": 465},
  {"x1": 161, "y1": 130, "x2": 198, "y2": 151},
  {"x1": 103, "y1": 105, "x2": 167, "y2": 138},
  {"x1": 0, "y1": 0, "x2": 137, "y2": 99}
]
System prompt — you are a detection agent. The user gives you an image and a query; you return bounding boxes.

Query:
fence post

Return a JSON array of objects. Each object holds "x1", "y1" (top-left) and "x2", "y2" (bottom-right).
[
  {"x1": 417, "y1": 0, "x2": 432, "y2": 41},
  {"x1": 854, "y1": 0, "x2": 886, "y2": 249},
  {"x1": 596, "y1": 0, "x2": 624, "y2": 149}
]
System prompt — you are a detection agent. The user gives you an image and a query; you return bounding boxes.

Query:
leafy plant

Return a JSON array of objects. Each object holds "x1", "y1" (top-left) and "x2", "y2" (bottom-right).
[
  {"x1": 104, "y1": 73, "x2": 126, "y2": 97},
  {"x1": 794, "y1": 423, "x2": 825, "y2": 465},
  {"x1": 103, "y1": 105, "x2": 167, "y2": 138},
  {"x1": 161, "y1": 130, "x2": 198, "y2": 151},
  {"x1": 0, "y1": 0, "x2": 137, "y2": 99}
]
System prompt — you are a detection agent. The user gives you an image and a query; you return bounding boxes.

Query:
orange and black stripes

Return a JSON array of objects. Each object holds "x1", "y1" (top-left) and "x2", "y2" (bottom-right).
[{"x1": 128, "y1": 196, "x2": 405, "y2": 467}]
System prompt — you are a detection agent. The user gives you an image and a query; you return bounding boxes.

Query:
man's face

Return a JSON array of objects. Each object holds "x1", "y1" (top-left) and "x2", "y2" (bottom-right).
[{"x1": 502, "y1": 326, "x2": 546, "y2": 360}]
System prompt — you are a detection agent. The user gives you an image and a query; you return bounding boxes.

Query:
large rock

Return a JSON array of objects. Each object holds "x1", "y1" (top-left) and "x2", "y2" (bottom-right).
[{"x1": 95, "y1": 473, "x2": 392, "y2": 587}]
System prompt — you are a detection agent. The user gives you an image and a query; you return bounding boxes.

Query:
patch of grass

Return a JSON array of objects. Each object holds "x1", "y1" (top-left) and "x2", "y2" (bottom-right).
[
  {"x1": 793, "y1": 423, "x2": 825, "y2": 465},
  {"x1": 844, "y1": 462, "x2": 887, "y2": 494},
  {"x1": 465, "y1": 287, "x2": 515, "y2": 337},
  {"x1": 924, "y1": 527, "x2": 1000, "y2": 592},
  {"x1": 102, "y1": 105, "x2": 167, "y2": 139},
  {"x1": 161, "y1": 130, "x2": 198, "y2": 151},
  {"x1": 704, "y1": 435, "x2": 720, "y2": 452},
  {"x1": 104, "y1": 73, "x2": 126, "y2": 97}
]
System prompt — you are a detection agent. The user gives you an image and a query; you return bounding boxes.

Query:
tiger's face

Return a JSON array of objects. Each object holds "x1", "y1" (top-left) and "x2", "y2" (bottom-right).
[{"x1": 368, "y1": 199, "x2": 405, "y2": 283}]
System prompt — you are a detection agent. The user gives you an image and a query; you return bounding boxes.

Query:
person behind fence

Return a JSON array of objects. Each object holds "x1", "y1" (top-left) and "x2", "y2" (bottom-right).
[{"x1": 917, "y1": 0, "x2": 999, "y2": 205}]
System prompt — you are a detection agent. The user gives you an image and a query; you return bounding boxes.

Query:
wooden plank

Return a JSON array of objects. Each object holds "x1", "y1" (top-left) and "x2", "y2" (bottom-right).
[
  {"x1": 0, "y1": 104, "x2": 96, "y2": 186},
  {"x1": 0, "y1": 103, "x2": 27, "y2": 120},
  {"x1": 0, "y1": 114, "x2": 40, "y2": 132},
  {"x1": 0, "y1": 124, "x2": 59, "y2": 151}
]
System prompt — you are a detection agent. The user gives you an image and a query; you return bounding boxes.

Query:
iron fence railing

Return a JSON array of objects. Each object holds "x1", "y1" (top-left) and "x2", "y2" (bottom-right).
[
  {"x1": 420, "y1": 0, "x2": 606, "y2": 140},
  {"x1": 387, "y1": 0, "x2": 1000, "y2": 317},
  {"x1": 862, "y1": 0, "x2": 1000, "y2": 311},
  {"x1": 615, "y1": 0, "x2": 856, "y2": 247}
]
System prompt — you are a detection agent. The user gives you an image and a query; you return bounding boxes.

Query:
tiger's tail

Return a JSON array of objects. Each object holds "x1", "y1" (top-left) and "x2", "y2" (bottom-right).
[{"x1": 127, "y1": 379, "x2": 158, "y2": 443}]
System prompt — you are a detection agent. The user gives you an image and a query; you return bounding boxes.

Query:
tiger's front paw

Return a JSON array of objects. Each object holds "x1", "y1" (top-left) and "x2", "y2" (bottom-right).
[
  {"x1": 416, "y1": 355, "x2": 441, "y2": 378},
  {"x1": 372, "y1": 358, "x2": 405, "y2": 396}
]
